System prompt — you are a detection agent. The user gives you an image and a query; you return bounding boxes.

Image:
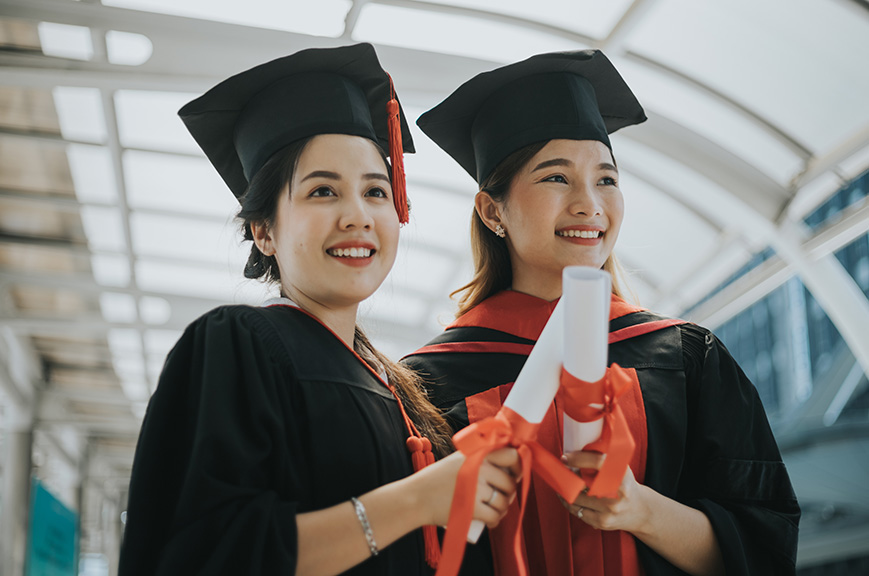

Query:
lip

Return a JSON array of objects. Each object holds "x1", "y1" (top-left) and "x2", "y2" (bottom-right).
[
  {"x1": 326, "y1": 240, "x2": 377, "y2": 268},
  {"x1": 555, "y1": 225, "x2": 605, "y2": 245},
  {"x1": 327, "y1": 240, "x2": 377, "y2": 251}
]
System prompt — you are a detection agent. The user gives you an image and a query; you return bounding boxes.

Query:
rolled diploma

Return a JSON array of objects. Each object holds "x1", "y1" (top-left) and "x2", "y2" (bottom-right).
[
  {"x1": 562, "y1": 266, "x2": 611, "y2": 453},
  {"x1": 465, "y1": 298, "x2": 567, "y2": 542}
]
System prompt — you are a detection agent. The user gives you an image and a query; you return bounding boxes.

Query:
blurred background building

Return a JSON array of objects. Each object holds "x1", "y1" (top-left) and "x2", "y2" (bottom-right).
[{"x1": 0, "y1": 0, "x2": 868, "y2": 574}]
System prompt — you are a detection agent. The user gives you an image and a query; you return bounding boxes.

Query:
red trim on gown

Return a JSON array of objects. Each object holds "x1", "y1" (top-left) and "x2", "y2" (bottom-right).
[{"x1": 456, "y1": 291, "x2": 653, "y2": 576}]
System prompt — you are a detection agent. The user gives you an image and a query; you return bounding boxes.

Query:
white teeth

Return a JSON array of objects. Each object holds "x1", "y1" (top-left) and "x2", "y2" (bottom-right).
[
  {"x1": 557, "y1": 230, "x2": 601, "y2": 238},
  {"x1": 328, "y1": 247, "x2": 372, "y2": 258}
]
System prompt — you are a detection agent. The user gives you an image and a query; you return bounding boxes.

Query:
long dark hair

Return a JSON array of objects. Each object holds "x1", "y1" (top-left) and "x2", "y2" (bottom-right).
[
  {"x1": 236, "y1": 137, "x2": 453, "y2": 456},
  {"x1": 452, "y1": 140, "x2": 629, "y2": 317}
]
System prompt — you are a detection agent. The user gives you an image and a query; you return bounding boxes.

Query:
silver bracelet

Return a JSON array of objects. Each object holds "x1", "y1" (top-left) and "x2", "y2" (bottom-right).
[{"x1": 351, "y1": 497, "x2": 379, "y2": 557}]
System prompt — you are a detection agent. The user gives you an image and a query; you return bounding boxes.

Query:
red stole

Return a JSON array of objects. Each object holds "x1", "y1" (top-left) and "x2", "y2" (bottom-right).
[{"x1": 456, "y1": 290, "x2": 649, "y2": 576}]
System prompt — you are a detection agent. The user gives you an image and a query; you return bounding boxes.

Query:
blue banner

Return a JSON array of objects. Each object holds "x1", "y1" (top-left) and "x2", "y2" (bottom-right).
[{"x1": 26, "y1": 479, "x2": 78, "y2": 576}]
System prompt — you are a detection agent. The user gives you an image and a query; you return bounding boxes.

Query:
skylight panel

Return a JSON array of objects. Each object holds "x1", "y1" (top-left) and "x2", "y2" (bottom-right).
[
  {"x1": 123, "y1": 150, "x2": 237, "y2": 217},
  {"x1": 614, "y1": 57, "x2": 804, "y2": 187},
  {"x1": 67, "y1": 145, "x2": 116, "y2": 204},
  {"x1": 37, "y1": 22, "x2": 93, "y2": 60},
  {"x1": 99, "y1": 292, "x2": 138, "y2": 323},
  {"x1": 627, "y1": 0, "x2": 869, "y2": 155},
  {"x1": 79, "y1": 206, "x2": 127, "y2": 252},
  {"x1": 103, "y1": 0, "x2": 352, "y2": 37},
  {"x1": 129, "y1": 212, "x2": 246, "y2": 267},
  {"x1": 353, "y1": 3, "x2": 587, "y2": 64},
  {"x1": 105, "y1": 30, "x2": 153, "y2": 66},
  {"x1": 426, "y1": 0, "x2": 633, "y2": 39},
  {"x1": 115, "y1": 91, "x2": 200, "y2": 154},
  {"x1": 90, "y1": 254, "x2": 130, "y2": 287},
  {"x1": 138, "y1": 296, "x2": 171, "y2": 325},
  {"x1": 135, "y1": 259, "x2": 273, "y2": 303},
  {"x1": 53, "y1": 87, "x2": 106, "y2": 144}
]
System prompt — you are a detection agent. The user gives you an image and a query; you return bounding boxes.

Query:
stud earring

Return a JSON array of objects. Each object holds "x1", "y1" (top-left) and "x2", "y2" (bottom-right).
[{"x1": 494, "y1": 224, "x2": 506, "y2": 238}]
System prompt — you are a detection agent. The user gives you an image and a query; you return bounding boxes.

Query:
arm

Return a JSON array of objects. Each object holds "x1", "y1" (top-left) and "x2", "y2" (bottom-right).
[
  {"x1": 296, "y1": 449, "x2": 520, "y2": 576},
  {"x1": 562, "y1": 452, "x2": 724, "y2": 576}
]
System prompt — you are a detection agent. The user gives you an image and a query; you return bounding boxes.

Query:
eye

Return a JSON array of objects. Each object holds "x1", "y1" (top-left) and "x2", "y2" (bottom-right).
[
  {"x1": 309, "y1": 186, "x2": 336, "y2": 198},
  {"x1": 365, "y1": 186, "x2": 389, "y2": 199},
  {"x1": 542, "y1": 174, "x2": 568, "y2": 184},
  {"x1": 599, "y1": 176, "x2": 618, "y2": 187}
]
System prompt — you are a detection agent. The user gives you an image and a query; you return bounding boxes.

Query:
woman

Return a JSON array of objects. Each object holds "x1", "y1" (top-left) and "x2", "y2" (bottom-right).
[
  {"x1": 403, "y1": 49, "x2": 799, "y2": 576},
  {"x1": 118, "y1": 43, "x2": 519, "y2": 576}
]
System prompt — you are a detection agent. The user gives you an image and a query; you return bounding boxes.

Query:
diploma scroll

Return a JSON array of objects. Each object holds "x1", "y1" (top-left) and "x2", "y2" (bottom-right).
[{"x1": 562, "y1": 266, "x2": 611, "y2": 453}]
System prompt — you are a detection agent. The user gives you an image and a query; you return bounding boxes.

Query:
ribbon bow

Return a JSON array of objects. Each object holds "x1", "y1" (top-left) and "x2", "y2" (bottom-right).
[
  {"x1": 436, "y1": 407, "x2": 586, "y2": 576},
  {"x1": 557, "y1": 363, "x2": 636, "y2": 498}
]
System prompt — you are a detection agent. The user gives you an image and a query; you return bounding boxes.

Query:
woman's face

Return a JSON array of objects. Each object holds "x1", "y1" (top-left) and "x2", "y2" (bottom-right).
[
  {"x1": 495, "y1": 139, "x2": 624, "y2": 298},
  {"x1": 258, "y1": 134, "x2": 400, "y2": 309}
]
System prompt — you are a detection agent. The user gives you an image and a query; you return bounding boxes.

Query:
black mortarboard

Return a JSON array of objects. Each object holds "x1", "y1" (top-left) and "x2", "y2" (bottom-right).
[
  {"x1": 417, "y1": 49, "x2": 646, "y2": 184},
  {"x1": 179, "y1": 43, "x2": 414, "y2": 221}
]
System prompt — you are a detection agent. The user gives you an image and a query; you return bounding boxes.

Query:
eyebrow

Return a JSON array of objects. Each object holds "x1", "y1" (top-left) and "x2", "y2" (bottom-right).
[
  {"x1": 300, "y1": 170, "x2": 390, "y2": 183},
  {"x1": 531, "y1": 158, "x2": 573, "y2": 172},
  {"x1": 530, "y1": 159, "x2": 619, "y2": 173}
]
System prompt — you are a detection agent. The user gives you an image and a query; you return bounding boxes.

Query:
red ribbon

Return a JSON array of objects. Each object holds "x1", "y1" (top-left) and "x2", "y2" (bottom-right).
[
  {"x1": 436, "y1": 407, "x2": 586, "y2": 576},
  {"x1": 557, "y1": 363, "x2": 636, "y2": 498}
]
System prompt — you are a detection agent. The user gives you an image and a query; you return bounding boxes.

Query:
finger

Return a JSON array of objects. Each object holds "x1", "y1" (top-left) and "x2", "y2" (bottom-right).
[
  {"x1": 562, "y1": 451, "x2": 605, "y2": 470},
  {"x1": 486, "y1": 448, "x2": 522, "y2": 477},
  {"x1": 473, "y1": 501, "x2": 505, "y2": 528},
  {"x1": 480, "y1": 464, "x2": 517, "y2": 496}
]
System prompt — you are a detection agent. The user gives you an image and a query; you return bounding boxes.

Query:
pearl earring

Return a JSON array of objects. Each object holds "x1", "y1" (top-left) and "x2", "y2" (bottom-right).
[{"x1": 494, "y1": 224, "x2": 506, "y2": 238}]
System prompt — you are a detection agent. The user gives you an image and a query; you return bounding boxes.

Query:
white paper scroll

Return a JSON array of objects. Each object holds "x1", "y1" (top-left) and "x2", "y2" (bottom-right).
[
  {"x1": 562, "y1": 266, "x2": 611, "y2": 454},
  {"x1": 467, "y1": 298, "x2": 568, "y2": 542}
]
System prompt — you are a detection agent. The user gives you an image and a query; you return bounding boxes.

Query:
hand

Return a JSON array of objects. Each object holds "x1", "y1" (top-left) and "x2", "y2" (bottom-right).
[
  {"x1": 411, "y1": 448, "x2": 520, "y2": 529},
  {"x1": 559, "y1": 450, "x2": 651, "y2": 534}
]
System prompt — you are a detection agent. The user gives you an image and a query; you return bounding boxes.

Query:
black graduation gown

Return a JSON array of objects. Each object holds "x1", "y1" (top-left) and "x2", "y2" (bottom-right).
[
  {"x1": 119, "y1": 304, "x2": 431, "y2": 576},
  {"x1": 402, "y1": 294, "x2": 800, "y2": 576}
]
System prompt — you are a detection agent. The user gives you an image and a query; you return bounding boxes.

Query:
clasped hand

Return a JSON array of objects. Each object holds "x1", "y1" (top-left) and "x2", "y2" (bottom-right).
[{"x1": 559, "y1": 450, "x2": 651, "y2": 533}]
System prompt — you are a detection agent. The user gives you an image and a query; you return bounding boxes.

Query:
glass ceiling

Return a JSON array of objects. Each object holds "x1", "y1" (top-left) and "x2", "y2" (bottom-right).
[{"x1": 2, "y1": 0, "x2": 869, "y2": 567}]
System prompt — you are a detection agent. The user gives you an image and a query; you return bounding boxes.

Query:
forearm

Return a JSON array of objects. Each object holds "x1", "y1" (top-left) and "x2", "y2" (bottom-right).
[
  {"x1": 631, "y1": 486, "x2": 724, "y2": 576},
  {"x1": 295, "y1": 475, "x2": 425, "y2": 576}
]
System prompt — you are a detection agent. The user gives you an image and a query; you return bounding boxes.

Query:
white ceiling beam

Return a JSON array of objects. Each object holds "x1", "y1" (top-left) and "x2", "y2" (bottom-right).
[{"x1": 600, "y1": 0, "x2": 659, "y2": 54}]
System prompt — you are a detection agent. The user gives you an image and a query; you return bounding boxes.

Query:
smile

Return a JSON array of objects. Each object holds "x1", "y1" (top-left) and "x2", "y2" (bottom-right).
[
  {"x1": 556, "y1": 230, "x2": 602, "y2": 238},
  {"x1": 326, "y1": 247, "x2": 373, "y2": 258}
]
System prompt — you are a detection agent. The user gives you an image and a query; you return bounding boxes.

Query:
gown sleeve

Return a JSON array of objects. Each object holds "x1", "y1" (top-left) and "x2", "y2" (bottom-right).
[
  {"x1": 119, "y1": 306, "x2": 304, "y2": 575},
  {"x1": 679, "y1": 324, "x2": 800, "y2": 576}
]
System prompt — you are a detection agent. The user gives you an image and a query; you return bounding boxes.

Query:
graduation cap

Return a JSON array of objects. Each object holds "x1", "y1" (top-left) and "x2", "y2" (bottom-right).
[
  {"x1": 417, "y1": 49, "x2": 646, "y2": 184},
  {"x1": 179, "y1": 42, "x2": 415, "y2": 222}
]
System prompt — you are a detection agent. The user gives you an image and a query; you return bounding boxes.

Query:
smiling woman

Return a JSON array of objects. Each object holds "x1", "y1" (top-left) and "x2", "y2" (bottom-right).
[
  {"x1": 404, "y1": 48, "x2": 800, "y2": 576},
  {"x1": 117, "y1": 43, "x2": 520, "y2": 576}
]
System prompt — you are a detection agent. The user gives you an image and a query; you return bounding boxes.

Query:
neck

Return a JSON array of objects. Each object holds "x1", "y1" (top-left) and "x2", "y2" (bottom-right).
[
  {"x1": 510, "y1": 265, "x2": 562, "y2": 302},
  {"x1": 281, "y1": 285, "x2": 359, "y2": 347}
]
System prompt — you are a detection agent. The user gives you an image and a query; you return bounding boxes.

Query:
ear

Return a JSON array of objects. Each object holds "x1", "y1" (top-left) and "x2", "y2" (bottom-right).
[
  {"x1": 475, "y1": 191, "x2": 503, "y2": 234},
  {"x1": 251, "y1": 221, "x2": 276, "y2": 256}
]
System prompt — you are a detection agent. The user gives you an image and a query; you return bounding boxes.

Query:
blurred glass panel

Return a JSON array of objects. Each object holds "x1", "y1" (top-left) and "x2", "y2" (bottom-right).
[
  {"x1": 422, "y1": 0, "x2": 633, "y2": 39},
  {"x1": 103, "y1": 0, "x2": 351, "y2": 37},
  {"x1": 354, "y1": 3, "x2": 586, "y2": 64},
  {"x1": 129, "y1": 211, "x2": 245, "y2": 267},
  {"x1": 716, "y1": 277, "x2": 813, "y2": 417},
  {"x1": 67, "y1": 145, "x2": 116, "y2": 204},
  {"x1": 105, "y1": 30, "x2": 152, "y2": 66},
  {"x1": 37, "y1": 22, "x2": 92, "y2": 60},
  {"x1": 115, "y1": 91, "x2": 200, "y2": 154},
  {"x1": 53, "y1": 87, "x2": 106, "y2": 143},
  {"x1": 123, "y1": 150, "x2": 237, "y2": 217},
  {"x1": 627, "y1": 0, "x2": 869, "y2": 154},
  {"x1": 615, "y1": 58, "x2": 803, "y2": 186},
  {"x1": 135, "y1": 258, "x2": 273, "y2": 303},
  {"x1": 79, "y1": 206, "x2": 126, "y2": 252}
]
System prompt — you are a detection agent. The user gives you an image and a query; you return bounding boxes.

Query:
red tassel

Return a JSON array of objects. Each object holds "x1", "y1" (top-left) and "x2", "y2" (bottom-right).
[
  {"x1": 386, "y1": 75, "x2": 409, "y2": 224},
  {"x1": 407, "y1": 436, "x2": 441, "y2": 568}
]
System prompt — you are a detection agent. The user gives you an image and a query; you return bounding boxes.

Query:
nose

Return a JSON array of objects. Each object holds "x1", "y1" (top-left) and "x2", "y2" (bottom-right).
[
  {"x1": 568, "y1": 181, "x2": 602, "y2": 217},
  {"x1": 339, "y1": 193, "x2": 374, "y2": 230}
]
